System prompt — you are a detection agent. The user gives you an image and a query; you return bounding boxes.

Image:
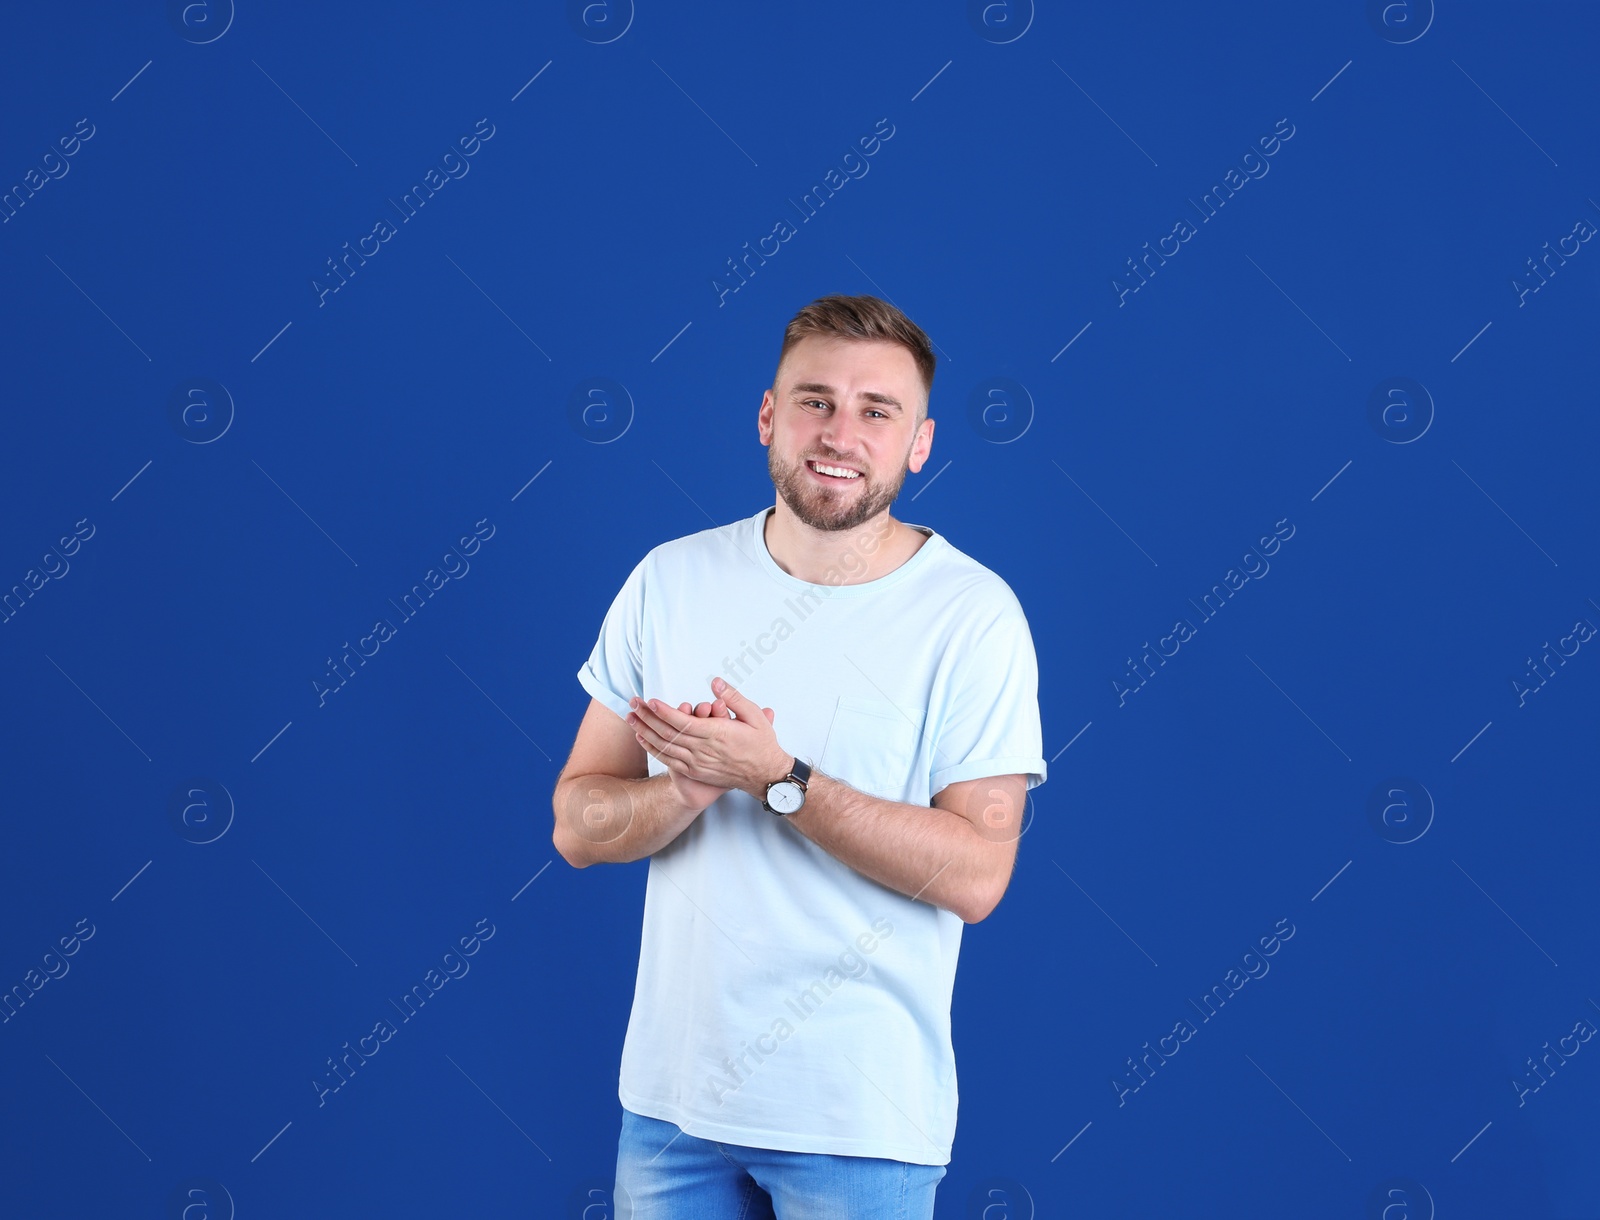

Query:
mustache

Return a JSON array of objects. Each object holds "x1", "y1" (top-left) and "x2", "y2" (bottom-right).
[{"x1": 804, "y1": 453, "x2": 864, "y2": 469}]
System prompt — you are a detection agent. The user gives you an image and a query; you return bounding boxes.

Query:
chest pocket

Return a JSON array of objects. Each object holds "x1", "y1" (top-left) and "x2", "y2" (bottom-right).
[{"x1": 818, "y1": 694, "x2": 926, "y2": 802}]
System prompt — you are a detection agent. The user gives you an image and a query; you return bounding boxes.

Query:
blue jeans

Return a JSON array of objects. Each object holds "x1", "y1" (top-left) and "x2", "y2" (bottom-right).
[{"x1": 613, "y1": 1106, "x2": 947, "y2": 1219}]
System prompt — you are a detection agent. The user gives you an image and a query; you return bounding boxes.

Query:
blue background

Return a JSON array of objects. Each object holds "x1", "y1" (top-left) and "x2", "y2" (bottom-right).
[{"x1": 2, "y1": 2, "x2": 1597, "y2": 1217}]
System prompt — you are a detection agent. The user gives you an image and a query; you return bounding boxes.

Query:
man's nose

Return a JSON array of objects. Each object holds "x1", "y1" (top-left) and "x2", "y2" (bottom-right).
[{"x1": 818, "y1": 410, "x2": 861, "y2": 456}]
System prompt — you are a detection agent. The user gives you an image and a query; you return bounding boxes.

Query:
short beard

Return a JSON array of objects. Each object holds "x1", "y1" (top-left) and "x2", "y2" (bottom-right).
[{"x1": 768, "y1": 441, "x2": 910, "y2": 532}]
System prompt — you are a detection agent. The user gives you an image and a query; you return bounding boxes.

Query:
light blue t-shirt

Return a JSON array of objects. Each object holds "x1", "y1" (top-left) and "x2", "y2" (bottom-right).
[{"x1": 577, "y1": 504, "x2": 1047, "y2": 1165}]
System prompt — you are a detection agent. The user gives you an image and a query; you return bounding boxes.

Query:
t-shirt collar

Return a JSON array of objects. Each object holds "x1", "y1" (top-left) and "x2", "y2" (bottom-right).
[{"x1": 750, "y1": 505, "x2": 940, "y2": 598}]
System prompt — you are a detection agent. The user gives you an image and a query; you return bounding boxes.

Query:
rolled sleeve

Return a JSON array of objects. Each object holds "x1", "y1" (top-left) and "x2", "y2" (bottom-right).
[
  {"x1": 929, "y1": 599, "x2": 1048, "y2": 798},
  {"x1": 576, "y1": 555, "x2": 648, "y2": 722}
]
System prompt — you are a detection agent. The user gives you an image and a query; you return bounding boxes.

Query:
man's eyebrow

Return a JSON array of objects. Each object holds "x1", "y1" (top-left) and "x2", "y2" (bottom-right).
[{"x1": 789, "y1": 382, "x2": 904, "y2": 414}]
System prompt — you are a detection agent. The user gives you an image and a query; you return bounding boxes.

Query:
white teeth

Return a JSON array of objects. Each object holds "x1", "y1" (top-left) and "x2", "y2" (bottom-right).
[{"x1": 809, "y1": 461, "x2": 860, "y2": 479}]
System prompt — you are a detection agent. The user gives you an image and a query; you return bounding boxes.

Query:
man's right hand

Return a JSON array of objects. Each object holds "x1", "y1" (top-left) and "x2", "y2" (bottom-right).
[{"x1": 664, "y1": 698, "x2": 776, "y2": 812}]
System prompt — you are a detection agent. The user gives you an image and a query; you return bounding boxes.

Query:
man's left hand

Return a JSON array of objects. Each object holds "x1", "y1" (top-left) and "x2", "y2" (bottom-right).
[{"x1": 626, "y1": 677, "x2": 791, "y2": 800}]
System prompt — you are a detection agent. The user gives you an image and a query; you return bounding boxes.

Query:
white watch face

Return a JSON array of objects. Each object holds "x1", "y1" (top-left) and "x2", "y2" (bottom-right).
[{"x1": 767, "y1": 780, "x2": 804, "y2": 814}]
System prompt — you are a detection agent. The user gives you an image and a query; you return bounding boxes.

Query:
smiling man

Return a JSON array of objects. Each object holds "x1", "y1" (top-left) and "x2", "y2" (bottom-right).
[{"x1": 553, "y1": 294, "x2": 1047, "y2": 1219}]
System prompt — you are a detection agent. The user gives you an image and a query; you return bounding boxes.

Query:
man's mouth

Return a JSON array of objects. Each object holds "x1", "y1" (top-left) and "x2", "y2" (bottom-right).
[{"x1": 806, "y1": 458, "x2": 862, "y2": 482}]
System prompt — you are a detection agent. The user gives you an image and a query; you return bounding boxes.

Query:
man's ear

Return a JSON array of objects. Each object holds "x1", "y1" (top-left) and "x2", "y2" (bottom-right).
[
  {"x1": 908, "y1": 417, "x2": 934, "y2": 473},
  {"x1": 758, "y1": 390, "x2": 774, "y2": 443}
]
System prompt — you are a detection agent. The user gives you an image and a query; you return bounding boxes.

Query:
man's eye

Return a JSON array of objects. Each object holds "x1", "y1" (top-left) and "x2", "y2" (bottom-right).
[{"x1": 803, "y1": 399, "x2": 830, "y2": 410}]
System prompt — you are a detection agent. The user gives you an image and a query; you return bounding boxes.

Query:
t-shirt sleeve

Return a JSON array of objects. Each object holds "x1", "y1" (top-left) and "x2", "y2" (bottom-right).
[
  {"x1": 576, "y1": 555, "x2": 648, "y2": 722},
  {"x1": 929, "y1": 598, "x2": 1048, "y2": 798}
]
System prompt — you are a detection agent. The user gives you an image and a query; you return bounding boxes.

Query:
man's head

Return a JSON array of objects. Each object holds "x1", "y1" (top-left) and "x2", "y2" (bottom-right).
[{"x1": 759, "y1": 295, "x2": 937, "y2": 533}]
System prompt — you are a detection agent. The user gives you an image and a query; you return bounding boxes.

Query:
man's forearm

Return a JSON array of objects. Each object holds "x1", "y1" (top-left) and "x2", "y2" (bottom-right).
[
  {"x1": 619, "y1": 684, "x2": 1015, "y2": 920},
  {"x1": 553, "y1": 772, "x2": 701, "y2": 868},
  {"x1": 777, "y1": 770, "x2": 1001, "y2": 922}
]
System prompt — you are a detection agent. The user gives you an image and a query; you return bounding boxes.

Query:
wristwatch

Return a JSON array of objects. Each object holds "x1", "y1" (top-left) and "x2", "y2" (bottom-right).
[{"x1": 761, "y1": 757, "x2": 811, "y2": 815}]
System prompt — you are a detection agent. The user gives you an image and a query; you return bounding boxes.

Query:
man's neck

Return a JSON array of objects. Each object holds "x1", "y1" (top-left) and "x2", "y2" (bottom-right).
[{"x1": 763, "y1": 504, "x2": 928, "y2": 586}]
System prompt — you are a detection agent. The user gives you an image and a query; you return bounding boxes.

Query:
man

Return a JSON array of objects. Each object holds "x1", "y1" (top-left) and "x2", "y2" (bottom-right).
[{"x1": 553, "y1": 294, "x2": 1047, "y2": 1219}]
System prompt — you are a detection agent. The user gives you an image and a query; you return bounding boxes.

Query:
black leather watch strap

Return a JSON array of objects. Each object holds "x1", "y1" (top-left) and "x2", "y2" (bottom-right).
[{"x1": 761, "y1": 757, "x2": 812, "y2": 814}]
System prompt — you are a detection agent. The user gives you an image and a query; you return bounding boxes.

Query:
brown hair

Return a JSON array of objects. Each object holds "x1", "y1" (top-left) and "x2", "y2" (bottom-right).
[{"x1": 774, "y1": 294, "x2": 936, "y2": 421}]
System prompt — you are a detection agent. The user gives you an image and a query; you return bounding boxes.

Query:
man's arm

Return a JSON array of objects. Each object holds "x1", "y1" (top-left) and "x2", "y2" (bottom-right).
[
  {"x1": 551, "y1": 698, "x2": 703, "y2": 868},
  {"x1": 624, "y1": 683, "x2": 1028, "y2": 922},
  {"x1": 778, "y1": 770, "x2": 1027, "y2": 924}
]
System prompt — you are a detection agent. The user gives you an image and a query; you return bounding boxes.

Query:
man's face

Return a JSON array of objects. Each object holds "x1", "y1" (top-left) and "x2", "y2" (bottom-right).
[{"x1": 759, "y1": 335, "x2": 932, "y2": 533}]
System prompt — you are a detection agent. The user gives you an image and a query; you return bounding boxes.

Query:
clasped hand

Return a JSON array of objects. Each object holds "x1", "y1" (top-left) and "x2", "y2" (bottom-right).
[{"x1": 625, "y1": 677, "x2": 790, "y2": 809}]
